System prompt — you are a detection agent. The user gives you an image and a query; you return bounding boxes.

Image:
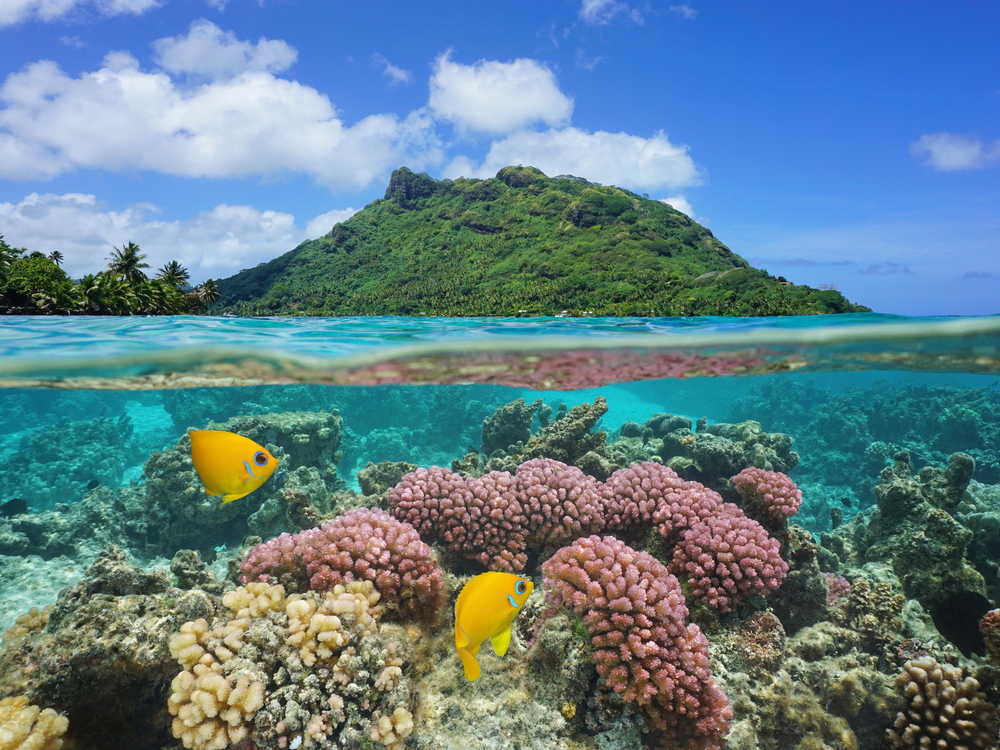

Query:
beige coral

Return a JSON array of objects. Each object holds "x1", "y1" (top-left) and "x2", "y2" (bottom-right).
[
  {"x1": 168, "y1": 668, "x2": 265, "y2": 750},
  {"x1": 168, "y1": 579, "x2": 399, "y2": 750},
  {"x1": 0, "y1": 696, "x2": 68, "y2": 750},
  {"x1": 370, "y1": 707, "x2": 414, "y2": 750},
  {"x1": 1, "y1": 607, "x2": 52, "y2": 649},
  {"x1": 886, "y1": 657, "x2": 998, "y2": 749}
]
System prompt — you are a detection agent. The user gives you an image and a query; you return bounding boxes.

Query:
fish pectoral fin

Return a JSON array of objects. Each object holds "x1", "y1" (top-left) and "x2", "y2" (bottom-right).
[
  {"x1": 491, "y1": 626, "x2": 512, "y2": 658},
  {"x1": 457, "y1": 647, "x2": 481, "y2": 682},
  {"x1": 221, "y1": 492, "x2": 251, "y2": 504}
]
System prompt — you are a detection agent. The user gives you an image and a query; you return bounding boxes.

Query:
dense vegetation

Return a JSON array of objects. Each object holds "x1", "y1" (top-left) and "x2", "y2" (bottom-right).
[
  {"x1": 0, "y1": 237, "x2": 220, "y2": 315},
  {"x1": 215, "y1": 166, "x2": 870, "y2": 317}
]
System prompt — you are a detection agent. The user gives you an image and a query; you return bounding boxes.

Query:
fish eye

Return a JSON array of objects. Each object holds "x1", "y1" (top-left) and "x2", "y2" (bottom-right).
[
  {"x1": 254, "y1": 451, "x2": 269, "y2": 466},
  {"x1": 515, "y1": 580, "x2": 527, "y2": 595}
]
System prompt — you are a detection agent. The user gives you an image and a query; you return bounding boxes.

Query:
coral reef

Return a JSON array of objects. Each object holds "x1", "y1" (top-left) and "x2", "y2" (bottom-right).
[
  {"x1": 481, "y1": 397, "x2": 545, "y2": 456},
  {"x1": 861, "y1": 451, "x2": 985, "y2": 609},
  {"x1": 885, "y1": 658, "x2": 997, "y2": 749},
  {"x1": 239, "y1": 508, "x2": 444, "y2": 623},
  {"x1": 0, "y1": 696, "x2": 68, "y2": 750},
  {"x1": 142, "y1": 410, "x2": 345, "y2": 554},
  {"x1": 655, "y1": 415, "x2": 799, "y2": 492},
  {"x1": 0, "y1": 412, "x2": 135, "y2": 511},
  {"x1": 167, "y1": 580, "x2": 415, "y2": 750},
  {"x1": 542, "y1": 535, "x2": 732, "y2": 750},
  {"x1": 0, "y1": 546, "x2": 219, "y2": 750}
]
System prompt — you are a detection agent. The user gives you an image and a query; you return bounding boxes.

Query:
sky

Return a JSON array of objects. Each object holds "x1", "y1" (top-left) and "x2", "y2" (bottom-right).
[{"x1": 0, "y1": 1, "x2": 997, "y2": 316}]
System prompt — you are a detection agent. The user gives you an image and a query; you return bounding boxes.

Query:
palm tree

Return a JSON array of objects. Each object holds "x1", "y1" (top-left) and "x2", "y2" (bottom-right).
[
  {"x1": 155, "y1": 260, "x2": 190, "y2": 289},
  {"x1": 196, "y1": 279, "x2": 220, "y2": 306},
  {"x1": 48, "y1": 251, "x2": 64, "y2": 266},
  {"x1": 106, "y1": 241, "x2": 149, "y2": 285}
]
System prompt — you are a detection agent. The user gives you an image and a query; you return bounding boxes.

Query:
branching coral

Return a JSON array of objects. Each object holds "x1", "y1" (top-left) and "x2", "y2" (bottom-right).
[
  {"x1": 668, "y1": 508, "x2": 789, "y2": 613},
  {"x1": 0, "y1": 696, "x2": 68, "y2": 750},
  {"x1": 732, "y1": 466, "x2": 803, "y2": 524},
  {"x1": 885, "y1": 657, "x2": 997, "y2": 749},
  {"x1": 542, "y1": 535, "x2": 732, "y2": 750}
]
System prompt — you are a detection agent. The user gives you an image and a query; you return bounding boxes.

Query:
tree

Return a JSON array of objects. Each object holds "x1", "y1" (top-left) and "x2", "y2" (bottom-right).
[
  {"x1": 197, "y1": 279, "x2": 220, "y2": 305},
  {"x1": 106, "y1": 241, "x2": 149, "y2": 285},
  {"x1": 48, "y1": 251, "x2": 64, "y2": 266},
  {"x1": 0, "y1": 255, "x2": 76, "y2": 312},
  {"x1": 156, "y1": 260, "x2": 190, "y2": 288}
]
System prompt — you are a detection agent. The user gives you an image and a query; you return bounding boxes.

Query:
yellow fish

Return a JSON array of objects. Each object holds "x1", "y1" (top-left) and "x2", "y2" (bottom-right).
[
  {"x1": 454, "y1": 571, "x2": 534, "y2": 682},
  {"x1": 189, "y1": 430, "x2": 278, "y2": 504}
]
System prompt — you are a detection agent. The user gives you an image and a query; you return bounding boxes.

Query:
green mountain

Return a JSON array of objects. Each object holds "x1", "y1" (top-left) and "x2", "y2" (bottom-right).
[{"x1": 215, "y1": 166, "x2": 870, "y2": 316}]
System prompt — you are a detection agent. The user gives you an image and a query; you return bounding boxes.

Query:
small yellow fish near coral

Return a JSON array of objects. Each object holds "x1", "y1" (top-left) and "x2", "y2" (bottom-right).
[
  {"x1": 454, "y1": 571, "x2": 534, "y2": 682},
  {"x1": 189, "y1": 430, "x2": 278, "y2": 504}
]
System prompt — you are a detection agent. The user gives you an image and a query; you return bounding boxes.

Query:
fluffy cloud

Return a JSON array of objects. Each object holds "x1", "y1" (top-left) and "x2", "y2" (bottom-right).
[
  {"x1": 911, "y1": 132, "x2": 1000, "y2": 171},
  {"x1": 0, "y1": 28, "x2": 435, "y2": 188},
  {"x1": 153, "y1": 20, "x2": 298, "y2": 79},
  {"x1": 669, "y1": 5, "x2": 697, "y2": 19},
  {"x1": 660, "y1": 196, "x2": 695, "y2": 218},
  {"x1": 429, "y1": 52, "x2": 573, "y2": 135},
  {"x1": 0, "y1": 0, "x2": 159, "y2": 26},
  {"x1": 0, "y1": 192, "x2": 354, "y2": 283},
  {"x1": 448, "y1": 128, "x2": 700, "y2": 191}
]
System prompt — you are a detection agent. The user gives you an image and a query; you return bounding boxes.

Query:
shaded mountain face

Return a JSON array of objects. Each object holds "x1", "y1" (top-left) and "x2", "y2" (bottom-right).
[{"x1": 214, "y1": 166, "x2": 870, "y2": 317}]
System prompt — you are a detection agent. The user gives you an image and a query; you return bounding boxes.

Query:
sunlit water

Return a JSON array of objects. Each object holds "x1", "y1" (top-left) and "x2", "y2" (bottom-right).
[{"x1": 2, "y1": 313, "x2": 999, "y2": 750}]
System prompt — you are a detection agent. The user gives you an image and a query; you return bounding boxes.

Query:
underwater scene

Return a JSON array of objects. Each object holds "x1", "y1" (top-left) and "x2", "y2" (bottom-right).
[{"x1": 2, "y1": 314, "x2": 1000, "y2": 750}]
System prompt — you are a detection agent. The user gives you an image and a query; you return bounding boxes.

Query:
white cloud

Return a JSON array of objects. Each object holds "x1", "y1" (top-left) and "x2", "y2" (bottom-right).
[
  {"x1": 429, "y1": 52, "x2": 573, "y2": 135},
  {"x1": 153, "y1": 20, "x2": 298, "y2": 79},
  {"x1": 0, "y1": 192, "x2": 355, "y2": 283},
  {"x1": 910, "y1": 132, "x2": 1000, "y2": 171},
  {"x1": 579, "y1": 0, "x2": 642, "y2": 25},
  {"x1": 0, "y1": 38, "x2": 436, "y2": 188},
  {"x1": 0, "y1": 0, "x2": 159, "y2": 26},
  {"x1": 304, "y1": 207, "x2": 358, "y2": 239},
  {"x1": 670, "y1": 5, "x2": 697, "y2": 19},
  {"x1": 448, "y1": 127, "x2": 700, "y2": 191},
  {"x1": 660, "y1": 196, "x2": 695, "y2": 218},
  {"x1": 372, "y1": 53, "x2": 413, "y2": 85}
]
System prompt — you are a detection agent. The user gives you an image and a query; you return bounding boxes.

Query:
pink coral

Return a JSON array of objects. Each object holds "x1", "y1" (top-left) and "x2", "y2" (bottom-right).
[
  {"x1": 386, "y1": 466, "x2": 473, "y2": 546},
  {"x1": 514, "y1": 458, "x2": 603, "y2": 545},
  {"x1": 387, "y1": 459, "x2": 604, "y2": 572},
  {"x1": 732, "y1": 467, "x2": 802, "y2": 524},
  {"x1": 824, "y1": 572, "x2": 851, "y2": 606},
  {"x1": 603, "y1": 461, "x2": 699, "y2": 535},
  {"x1": 669, "y1": 507, "x2": 789, "y2": 613},
  {"x1": 543, "y1": 535, "x2": 732, "y2": 750},
  {"x1": 981, "y1": 609, "x2": 1000, "y2": 665},
  {"x1": 239, "y1": 508, "x2": 443, "y2": 623}
]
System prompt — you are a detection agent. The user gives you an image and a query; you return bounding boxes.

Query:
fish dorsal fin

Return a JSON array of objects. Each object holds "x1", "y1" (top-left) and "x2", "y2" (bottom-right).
[{"x1": 491, "y1": 626, "x2": 512, "y2": 657}]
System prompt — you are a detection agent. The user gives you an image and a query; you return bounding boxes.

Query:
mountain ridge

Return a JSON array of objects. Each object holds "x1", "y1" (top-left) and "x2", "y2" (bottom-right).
[{"x1": 214, "y1": 165, "x2": 870, "y2": 317}]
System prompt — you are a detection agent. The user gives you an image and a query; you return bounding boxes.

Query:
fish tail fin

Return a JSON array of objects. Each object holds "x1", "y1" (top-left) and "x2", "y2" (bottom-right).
[{"x1": 457, "y1": 647, "x2": 481, "y2": 682}]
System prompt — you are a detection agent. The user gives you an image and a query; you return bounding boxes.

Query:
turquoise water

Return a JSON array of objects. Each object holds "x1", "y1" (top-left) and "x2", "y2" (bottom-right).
[{"x1": 1, "y1": 313, "x2": 999, "y2": 750}]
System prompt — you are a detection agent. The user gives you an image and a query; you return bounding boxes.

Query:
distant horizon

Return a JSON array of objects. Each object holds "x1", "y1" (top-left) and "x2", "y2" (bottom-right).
[{"x1": 1, "y1": 1, "x2": 997, "y2": 316}]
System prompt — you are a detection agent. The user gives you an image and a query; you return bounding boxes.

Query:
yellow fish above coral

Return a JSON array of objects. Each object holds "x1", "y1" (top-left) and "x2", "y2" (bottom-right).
[
  {"x1": 454, "y1": 571, "x2": 534, "y2": 682},
  {"x1": 189, "y1": 430, "x2": 278, "y2": 504}
]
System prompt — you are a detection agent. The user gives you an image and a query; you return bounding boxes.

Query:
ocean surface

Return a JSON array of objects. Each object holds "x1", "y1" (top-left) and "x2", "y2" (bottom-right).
[{"x1": 1, "y1": 313, "x2": 999, "y2": 750}]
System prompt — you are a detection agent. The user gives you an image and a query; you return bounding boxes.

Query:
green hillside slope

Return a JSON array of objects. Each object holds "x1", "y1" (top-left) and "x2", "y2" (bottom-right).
[{"x1": 215, "y1": 166, "x2": 870, "y2": 316}]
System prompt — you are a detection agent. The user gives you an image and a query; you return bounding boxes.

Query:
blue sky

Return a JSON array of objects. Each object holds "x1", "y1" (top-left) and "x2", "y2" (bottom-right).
[{"x1": 0, "y1": 1, "x2": 997, "y2": 316}]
